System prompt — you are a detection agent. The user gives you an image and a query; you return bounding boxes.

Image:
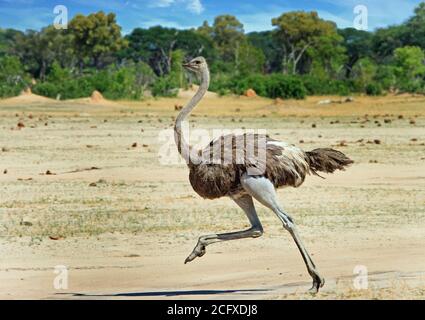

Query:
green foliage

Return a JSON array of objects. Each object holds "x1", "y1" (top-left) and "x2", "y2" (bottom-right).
[
  {"x1": 4, "y1": 4, "x2": 425, "y2": 101},
  {"x1": 221, "y1": 74, "x2": 307, "y2": 99},
  {"x1": 151, "y1": 76, "x2": 178, "y2": 97},
  {"x1": 33, "y1": 61, "x2": 156, "y2": 100},
  {"x1": 0, "y1": 56, "x2": 28, "y2": 97},
  {"x1": 388, "y1": 46, "x2": 425, "y2": 93},
  {"x1": 272, "y1": 11, "x2": 342, "y2": 74},
  {"x1": 236, "y1": 42, "x2": 266, "y2": 75},
  {"x1": 365, "y1": 83, "x2": 383, "y2": 96},
  {"x1": 302, "y1": 76, "x2": 353, "y2": 96},
  {"x1": 69, "y1": 12, "x2": 127, "y2": 69},
  {"x1": 211, "y1": 15, "x2": 245, "y2": 63}
]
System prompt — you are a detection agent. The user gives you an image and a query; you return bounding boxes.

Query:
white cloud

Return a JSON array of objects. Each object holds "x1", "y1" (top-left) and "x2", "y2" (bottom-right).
[
  {"x1": 153, "y1": 0, "x2": 176, "y2": 8},
  {"x1": 149, "y1": 0, "x2": 204, "y2": 14},
  {"x1": 186, "y1": 0, "x2": 204, "y2": 14}
]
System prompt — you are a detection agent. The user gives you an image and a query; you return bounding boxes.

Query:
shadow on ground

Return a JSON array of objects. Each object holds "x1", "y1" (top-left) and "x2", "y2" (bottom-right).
[{"x1": 57, "y1": 288, "x2": 272, "y2": 298}]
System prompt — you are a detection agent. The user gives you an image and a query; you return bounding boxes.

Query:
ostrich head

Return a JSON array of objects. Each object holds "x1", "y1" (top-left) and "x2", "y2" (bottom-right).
[{"x1": 182, "y1": 56, "x2": 208, "y2": 74}]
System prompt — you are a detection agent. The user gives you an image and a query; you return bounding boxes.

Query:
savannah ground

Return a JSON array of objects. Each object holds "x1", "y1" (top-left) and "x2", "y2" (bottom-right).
[{"x1": 0, "y1": 93, "x2": 425, "y2": 299}]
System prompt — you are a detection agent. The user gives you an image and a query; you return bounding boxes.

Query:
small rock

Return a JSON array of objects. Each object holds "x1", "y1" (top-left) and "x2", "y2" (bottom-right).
[
  {"x1": 312, "y1": 124, "x2": 317, "y2": 128},
  {"x1": 374, "y1": 139, "x2": 381, "y2": 144},
  {"x1": 17, "y1": 122, "x2": 25, "y2": 128},
  {"x1": 20, "y1": 221, "x2": 33, "y2": 226},
  {"x1": 49, "y1": 236, "x2": 63, "y2": 240},
  {"x1": 3, "y1": 169, "x2": 7, "y2": 174},
  {"x1": 132, "y1": 142, "x2": 138, "y2": 148},
  {"x1": 89, "y1": 182, "x2": 97, "y2": 187}
]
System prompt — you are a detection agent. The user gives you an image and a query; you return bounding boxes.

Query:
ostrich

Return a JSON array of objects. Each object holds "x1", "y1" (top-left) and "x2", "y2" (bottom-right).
[{"x1": 174, "y1": 56, "x2": 353, "y2": 293}]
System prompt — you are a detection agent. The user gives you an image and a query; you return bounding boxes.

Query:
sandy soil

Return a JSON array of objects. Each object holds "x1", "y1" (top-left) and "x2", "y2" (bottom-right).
[{"x1": 1, "y1": 94, "x2": 425, "y2": 299}]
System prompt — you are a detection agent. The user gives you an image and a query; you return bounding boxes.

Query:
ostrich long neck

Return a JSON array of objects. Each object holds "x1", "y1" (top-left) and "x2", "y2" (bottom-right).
[{"x1": 174, "y1": 67, "x2": 210, "y2": 166}]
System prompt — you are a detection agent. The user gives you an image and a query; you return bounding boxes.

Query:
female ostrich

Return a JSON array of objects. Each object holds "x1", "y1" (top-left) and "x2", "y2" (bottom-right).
[{"x1": 175, "y1": 56, "x2": 353, "y2": 293}]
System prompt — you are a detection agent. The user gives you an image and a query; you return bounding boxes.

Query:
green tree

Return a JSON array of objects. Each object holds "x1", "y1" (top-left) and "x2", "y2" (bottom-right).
[
  {"x1": 392, "y1": 46, "x2": 425, "y2": 91},
  {"x1": 0, "y1": 28, "x2": 23, "y2": 57},
  {"x1": 12, "y1": 26, "x2": 74, "y2": 79},
  {"x1": 211, "y1": 15, "x2": 245, "y2": 63},
  {"x1": 352, "y1": 57, "x2": 378, "y2": 89},
  {"x1": 69, "y1": 11, "x2": 127, "y2": 70},
  {"x1": 236, "y1": 42, "x2": 265, "y2": 75},
  {"x1": 123, "y1": 27, "x2": 216, "y2": 76},
  {"x1": 306, "y1": 33, "x2": 347, "y2": 78},
  {"x1": 247, "y1": 31, "x2": 281, "y2": 72},
  {"x1": 338, "y1": 28, "x2": 373, "y2": 77},
  {"x1": 372, "y1": 25, "x2": 409, "y2": 61},
  {"x1": 406, "y1": 3, "x2": 425, "y2": 49},
  {"x1": 272, "y1": 11, "x2": 341, "y2": 74},
  {"x1": 0, "y1": 56, "x2": 28, "y2": 97}
]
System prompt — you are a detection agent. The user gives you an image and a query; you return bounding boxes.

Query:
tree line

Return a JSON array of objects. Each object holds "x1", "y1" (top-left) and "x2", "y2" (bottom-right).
[{"x1": 1, "y1": 3, "x2": 425, "y2": 100}]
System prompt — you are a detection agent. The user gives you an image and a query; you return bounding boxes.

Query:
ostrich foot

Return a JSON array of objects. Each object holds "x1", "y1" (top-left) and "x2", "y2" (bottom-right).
[
  {"x1": 308, "y1": 274, "x2": 325, "y2": 294},
  {"x1": 184, "y1": 244, "x2": 206, "y2": 264}
]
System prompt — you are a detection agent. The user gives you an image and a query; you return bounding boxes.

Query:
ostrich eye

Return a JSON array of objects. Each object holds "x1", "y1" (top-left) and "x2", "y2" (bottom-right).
[{"x1": 195, "y1": 60, "x2": 201, "y2": 64}]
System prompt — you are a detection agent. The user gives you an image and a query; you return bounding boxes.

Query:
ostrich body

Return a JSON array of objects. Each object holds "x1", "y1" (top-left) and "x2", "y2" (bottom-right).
[{"x1": 175, "y1": 57, "x2": 353, "y2": 293}]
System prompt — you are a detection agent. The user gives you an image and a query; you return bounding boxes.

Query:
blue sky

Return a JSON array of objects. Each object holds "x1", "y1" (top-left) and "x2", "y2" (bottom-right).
[{"x1": 0, "y1": 0, "x2": 423, "y2": 33}]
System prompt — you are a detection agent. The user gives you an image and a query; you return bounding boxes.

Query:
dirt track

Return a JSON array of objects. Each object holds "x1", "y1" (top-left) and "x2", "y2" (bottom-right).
[{"x1": 1, "y1": 95, "x2": 425, "y2": 299}]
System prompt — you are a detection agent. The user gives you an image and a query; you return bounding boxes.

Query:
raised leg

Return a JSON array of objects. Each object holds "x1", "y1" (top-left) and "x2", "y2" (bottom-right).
[
  {"x1": 184, "y1": 194, "x2": 263, "y2": 264},
  {"x1": 240, "y1": 174, "x2": 325, "y2": 293}
]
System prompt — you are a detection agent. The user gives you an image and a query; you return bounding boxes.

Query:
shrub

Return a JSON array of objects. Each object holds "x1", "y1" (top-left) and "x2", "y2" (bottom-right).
[
  {"x1": 365, "y1": 83, "x2": 383, "y2": 96},
  {"x1": 223, "y1": 74, "x2": 307, "y2": 99},
  {"x1": 0, "y1": 56, "x2": 28, "y2": 97},
  {"x1": 151, "y1": 76, "x2": 179, "y2": 97},
  {"x1": 33, "y1": 62, "x2": 157, "y2": 100},
  {"x1": 302, "y1": 76, "x2": 354, "y2": 96},
  {"x1": 266, "y1": 74, "x2": 307, "y2": 99}
]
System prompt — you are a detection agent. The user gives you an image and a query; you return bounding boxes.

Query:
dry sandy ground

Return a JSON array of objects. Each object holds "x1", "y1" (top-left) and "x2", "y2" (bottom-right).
[{"x1": 1, "y1": 94, "x2": 425, "y2": 299}]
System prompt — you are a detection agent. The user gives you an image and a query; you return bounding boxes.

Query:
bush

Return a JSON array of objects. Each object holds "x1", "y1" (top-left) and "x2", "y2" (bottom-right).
[
  {"x1": 223, "y1": 74, "x2": 306, "y2": 99},
  {"x1": 266, "y1": 74, "x2": 307, "y2": 99},
  {"x1": 302, "y1": 76, "x2": 355, "y2": 96},
  {"x1": 151, "y1": 76, "x2": 179, "y2": 97},
  {"x1": 0, "y1": 56, "x2": 28, "y2": 97},
  {"x1": 365, "y1": 83, "x2": 383, "y2": 96},
  {"x1": 33, "y1": 62, "x2": 157, "y2": 100}
]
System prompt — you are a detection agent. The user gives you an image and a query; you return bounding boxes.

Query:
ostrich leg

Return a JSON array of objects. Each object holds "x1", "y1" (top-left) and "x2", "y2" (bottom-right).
[
  {"x1": 240, "y1": 174, "x2": 325, "y2": 293},
  {"x1": 184, "y1": 194, "x2": 263, "y2": 264}
]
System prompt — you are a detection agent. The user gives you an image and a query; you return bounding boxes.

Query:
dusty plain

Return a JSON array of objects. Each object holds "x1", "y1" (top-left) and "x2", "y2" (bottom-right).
[{"x1": 1, "y1": 94, "x2": 425, "y2": 299}]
